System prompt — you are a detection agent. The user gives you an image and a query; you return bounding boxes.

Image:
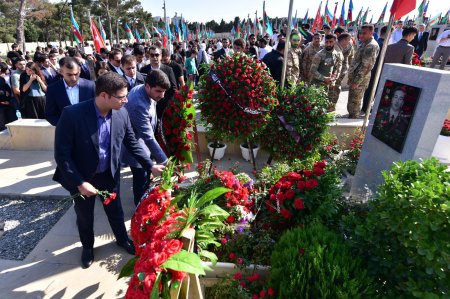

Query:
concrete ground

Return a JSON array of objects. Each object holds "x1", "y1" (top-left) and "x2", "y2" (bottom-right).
[{"x1": 0, "y1": 91, "x2": 352, "y2": 298}]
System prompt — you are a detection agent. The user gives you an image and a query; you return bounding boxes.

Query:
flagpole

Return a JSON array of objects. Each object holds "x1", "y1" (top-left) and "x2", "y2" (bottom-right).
[
  {"x1": 263, "y1": 1, "x2": 266, "y2": 36},
  {"x1": 361, "y1": 13, "x2": 395, "y2": 132},
  {"x1": 280, "y1": 0, "x2": 294, "y2": 89}
]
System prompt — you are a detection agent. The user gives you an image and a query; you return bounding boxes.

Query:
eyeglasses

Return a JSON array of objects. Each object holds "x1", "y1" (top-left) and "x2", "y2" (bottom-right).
[
  {"x1": 149, "y1": 53, "x2": 160, "y2": 58},
  {"x1": 110, "y1": 94, "x2": 128, "y2": 100}
]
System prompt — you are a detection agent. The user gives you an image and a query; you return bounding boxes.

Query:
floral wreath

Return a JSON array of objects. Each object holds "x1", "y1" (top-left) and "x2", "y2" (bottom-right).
[
  {"x1": 198, "y1": 53, "x2": 278, "y2": 140},
  {"x1": 261, "y1": 84, "x2": 331, "y2": 161}
]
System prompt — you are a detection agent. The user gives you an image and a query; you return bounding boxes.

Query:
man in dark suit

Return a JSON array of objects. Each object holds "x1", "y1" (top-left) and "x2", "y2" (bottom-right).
[
  {"x1": 38, "y1": 54, "x2": 59, "y2": 86},
  {"x1": 121, "y1": 54, "x2": 145, "y2": 91},
  {"x1": 107, "y1": 48, "x2": 124, "y2": 76},
  {"x1": 262, "y1": 41, "x2": 285, "y2": 84},
  {"x1": 140, "y1": 46, "x2": 177, "y2": 118},
  {"x1": 384, "y1": 26, "x2": 418, "y2": 65},
  {"x1": 213, "y1": 38, "x2": 231, "y2": 60},
  {"x1": 45, "y1": 57, "x2": 96, "y2": 126},
  {"x1": 411, "y1": 24, "x2": 429, "y2": 58},
  {"x1": 53, "y1": 72, "x2": 165, "y2": 269}
]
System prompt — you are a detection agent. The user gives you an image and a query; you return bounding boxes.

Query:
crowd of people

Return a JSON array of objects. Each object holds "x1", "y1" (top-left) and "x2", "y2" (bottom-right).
[{"x1": 0, "y1": 21, "x2": 448, "y2": 268}]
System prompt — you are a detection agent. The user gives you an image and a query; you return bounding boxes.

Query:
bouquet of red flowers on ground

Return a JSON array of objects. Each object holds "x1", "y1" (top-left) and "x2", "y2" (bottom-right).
[
  {"x1": 261, "y1": 84, "x2": 332, "y2": 162},
  {"x1": 441, "y1": 119, "x2": 450, "y2": 136},
  {"x1": 121, "y1": 163, "x2": 206, "y2": 299},
  {"x1": 161, "y1": 83, "x2": 196, "y2": 166},
  {"x1": 412, "y1": 53, "x2": 426, "y2": 67},
  {"x1": 198, "y1": 53, "x2": 278, "y2": 140},
  {"x1": 264, "y1": 161, "x2": 340, "y2": 228}
]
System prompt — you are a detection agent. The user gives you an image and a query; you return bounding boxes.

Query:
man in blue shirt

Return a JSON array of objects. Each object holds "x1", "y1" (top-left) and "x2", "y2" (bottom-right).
[
  {"x1": 122, "y1": 69, "x2": 170, "y2": 206},
  {"x1": 53, "y1": 72, "x2": 165, "y2": 269}
]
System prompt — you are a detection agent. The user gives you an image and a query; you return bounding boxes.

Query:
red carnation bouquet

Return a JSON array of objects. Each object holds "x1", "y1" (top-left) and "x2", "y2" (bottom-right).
[
  {"x1": 161, "y1": 83, "x2": 196, "y2": 166},
  {"x1": 198, "y1": 53, "x2": 278, "y2": 140},
  {"x1": 121, "y1": 162, "x2": 207, "y2": 299},
  {"x1": 264, "y1": 160, "x2": 340, "y2": 228},
  {"x1": 261, "y1": 84, "x2": 332, "y2": 162}
]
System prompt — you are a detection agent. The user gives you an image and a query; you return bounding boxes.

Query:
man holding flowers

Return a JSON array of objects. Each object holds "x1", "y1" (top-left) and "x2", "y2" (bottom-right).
[{"x1": 53, "y1": 72, "x2": 165, "y2": 269}]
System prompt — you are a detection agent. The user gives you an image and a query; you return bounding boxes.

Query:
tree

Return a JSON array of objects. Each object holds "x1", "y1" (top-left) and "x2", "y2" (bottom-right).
[{"x1": 16, "y1": 0, "x2": 27, "y2": 51}]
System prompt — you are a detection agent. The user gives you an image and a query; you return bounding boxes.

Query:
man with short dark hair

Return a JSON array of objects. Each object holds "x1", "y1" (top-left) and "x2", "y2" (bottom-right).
[
  {"x1": 347, "y1": 24, "x2": 380, "y2": 118},
  {"x1": 384, "y1": 26, "x2": 417, "y2": 65},
  {"x1": 310, "y1": 34, "x2": 343, "y2": 109},
  {"x1": 301, "y1": 33, "x2": 322, "y2": 83},
  {"x1": 233, "y1": 38, "x2": 246, "y2": 53},
  {"x1": 214, "y1": 38, "x2": 233, "y2": 60},
  {"x1": 330, "y1": 33, "x2": 354, "y2": 110},
  {"x1": 122, "y1": 70, "x2": 169, "y2": 206},
  {"x1": 54, "y1": 71, "x2": 165, "y2": 269},
  {"x1": 262, "y1": 41, "x2": 285, "y2": 84},
  {"x1": 45, "y1": 57, "x2": 96, "y2": 126},
  {"x1": 140, "y1": 46, "x2": 177, "y2": 118},
  {"x1": 389, "y1": 20, "x2": 403, "y2": 44},
  {"x1": 121, "y1": 54, "x2": 145, "y2": 91},
  {"x1": 10, "y1": 57, "x2": 26, "y2": 104},
  {"x1": 248, "y1": 34, "x2": 259, "y2": 58},
  {"x1": 161, "y1": 48, "x2": 185, "y2": 88},
  {"x1": 38, "y1": 54, "x2": 59, "y2": 86},
  {"x1": 108, "y1": 48, "x2": 124, "y2": 75}
]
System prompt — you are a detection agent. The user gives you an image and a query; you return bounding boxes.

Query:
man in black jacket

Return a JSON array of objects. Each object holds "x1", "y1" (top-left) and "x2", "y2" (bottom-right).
[
  {"x1": 410, "y1": 24, "x2": 429, "y2": 58},
  {"x1": 140, "y1": 46, "x2": 177, "y2": 118},
  {"x1": 262, "y1": 41, "x2": 285, "y2": 84}
]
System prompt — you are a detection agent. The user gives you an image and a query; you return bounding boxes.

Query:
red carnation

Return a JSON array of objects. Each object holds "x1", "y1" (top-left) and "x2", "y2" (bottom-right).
[
  {"x1": 285, "y1": 189, "x2": 295, "y2": 199},
  {"x1": 303, "y1": 170, "x2": 313, "y2": 177},
  {"x1": 294, "y1": 199, "x2": 305, "y2": 210},
  {"x1": 226, "y1": 215, "x2": 235, "y2": 223},
  {"x1": 268, "y1": 288, "x2": 275, "y2": 297},
  {"x1": 296, "y1": 181, "x2": 306, "y2": 190},
  {"x1": 313, "y1": 167, "x2": 325, "y2": 176},
  {"x1": 233, "y1": 272, "x2": 242, "y2": 280},
  {"x1": 305, "y1": 179, "x2": 319, "y2": 189},
  {"x1": 280, "y1": 209, "x2": 291, "y2": 219}
]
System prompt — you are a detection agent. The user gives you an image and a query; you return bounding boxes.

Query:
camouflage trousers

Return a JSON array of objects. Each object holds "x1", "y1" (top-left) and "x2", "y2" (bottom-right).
[
  {"x1": 328, "y1": 79, "x2": 343, "y2": 111},
  {"x1": 347, "y1": 77, "x2": 370, "y2": 118}
]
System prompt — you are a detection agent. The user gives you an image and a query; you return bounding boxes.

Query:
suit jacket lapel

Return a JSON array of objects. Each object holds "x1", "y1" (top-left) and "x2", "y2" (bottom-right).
[
  {"x1": 110, "y1": 109, "x2": 119, "y2": 174},
  {"x1": 79, "y1": 80, "x2": 87, "y2": 102},
  {"x1": 86, "y1": 101, "x2": 99, "y2": 155}
]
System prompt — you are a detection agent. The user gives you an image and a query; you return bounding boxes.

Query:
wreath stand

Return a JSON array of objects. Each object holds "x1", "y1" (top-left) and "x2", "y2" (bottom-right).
[{"x1": 170, "y1": 228, "x2": 203, "y2": 299}]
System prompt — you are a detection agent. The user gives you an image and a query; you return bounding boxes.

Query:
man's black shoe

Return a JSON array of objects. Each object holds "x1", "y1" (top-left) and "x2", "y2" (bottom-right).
[
  {"x1": 117, "y1": 240, "x2": 135, "y2": 255},
  {"x1": 81, "y1": 248, "x2": 94, "y2": 269}
]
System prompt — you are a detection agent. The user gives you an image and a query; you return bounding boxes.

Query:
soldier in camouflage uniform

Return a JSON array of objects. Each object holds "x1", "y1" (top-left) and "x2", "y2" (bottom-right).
[
  {"x1": 329, "y1": 33, "x2": 354, "y2": 111},
  {"x1": 286, "y1": 31, "x2": 302, "y2": 86},
  {"x1": 309, "y1": 34, "x2": 343, "y2": 109},
  {"x1": 301, "y1": 33, "x2": 322, "y2": 83},
  {"x1": 347, "y1": 24, "x2": 380, "y2": 118}
]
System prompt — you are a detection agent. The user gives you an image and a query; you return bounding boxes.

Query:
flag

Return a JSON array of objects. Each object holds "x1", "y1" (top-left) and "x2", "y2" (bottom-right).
[
  {"x1": 324, "y1": 0, "x2": 333, "y2": 24},
  {"x1": 70, "y1": 6, "x2": 83, "y2": 44},
  {"x1": 354, "y1": 7, "x2": 363, "y2": 26},
  {"x1": 361, "y1": 7, "x2": 369, "y2": 24},
  {"x1": 390, "y1": 0, "x2": 416, "y2": 20},
  {"x1": 423, "y1": 1, "x2": 429, "y2": 18},
  {"x1": 303, "y1": 9, "x2": 309, "y2": 24},
  {"x1": 292, "y1": 10, "x2": 298, "y2": 29},
  {"x1": 165, "y1": 17, "x2": 172, "y2": 42},
  {"x1": 417, "y1": 0, "x2": 426, "y2": 23},
  {"x1": 312, "y1": 1, "x2": 323, "y2": 32},
  {"x1": 144, "y1": 25, "x2": 152, "y2": 40},
  {"x1": 377, "y1": 2, "x2": 387, "y2": 24},
  {"x1": 90, "y1": 18, "x2": 106, "y2": 52},
  {"x1": 339, "y1": 0, "x2": 346, "y2": 26},
  {"x1": 124, "y1": 23, "x2": 134, "y2": 40},
  {"x1": 347, "y1": 0, "x2": 353, "y2": 23},
  {"x1": 134, "y1": 28, "x2": 142, "y2": 43},
  {"x1": 152, "y1": 26, "x2": 161, "y2": 38},
  {"x1": 369, "y1": 15, "x2": 373, "y2": 24},
  {"x1": 98, "y1": 17, "x2": 107, "y2": 42},
  {"x1": 299, "y1": 26, "x2": 308, "y2": 38},
  {"x1": 427, "y1": 13, "x2": 441, "y2": 26},
  {"x1": 331, "y1": 2, "x2": 338, "y2": 28}
]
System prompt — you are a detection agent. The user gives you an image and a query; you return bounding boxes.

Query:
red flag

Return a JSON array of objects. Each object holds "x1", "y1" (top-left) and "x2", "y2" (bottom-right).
[
  {"x1": 390, "y1": 0, "x2": 416, "y2": 20},
  {"x1": 312, "y1": 1, "x2": 323, "y2": 32},
  {"x1": 90, "y1": 19, "x2": 106, "y2": 52},
  {"x1": 331, "y1": 2, "x2": 338, "y2": 28}
]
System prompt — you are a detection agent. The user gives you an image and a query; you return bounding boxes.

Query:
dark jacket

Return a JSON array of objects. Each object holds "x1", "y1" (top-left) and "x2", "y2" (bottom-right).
[
  {"x1": 140, "y1": 64, "x2": 177, "y2": 118},
  {"x1": 53, "y1": 99, "x2": 153, "y2": 193},
  {"x1": 411, "y1": 31, "x2": 429, "y2": 56},
  {"x1": 45, "y1": 78, "x2": 96, "y2": 126},
  {"x1": 384, "y1": 39, "x2": 414, "y2": 65},
  {"x1": 123, "y1": 72, "x2": 146, "y2": 91},
  {"x1": 262, "y1": 49, "x2": 284, "y2": 84}
]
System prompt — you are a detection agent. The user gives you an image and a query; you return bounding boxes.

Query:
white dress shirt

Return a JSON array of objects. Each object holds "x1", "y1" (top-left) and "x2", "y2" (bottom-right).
[
  {"x1": 437, "y1": 30, "x2": 450, "y2": 47},
  {"x1": 389, "y1": 29, "x2": 403, "y2": 45},
  {"x1": 63, "y1": 80, "x2": 80, "y2": 105}
]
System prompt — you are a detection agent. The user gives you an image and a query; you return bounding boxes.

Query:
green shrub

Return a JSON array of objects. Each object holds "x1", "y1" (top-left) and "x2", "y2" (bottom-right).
[
  {"x1": 205, "y1": 277, "x2": 250, "y2": 299},
  {"x1": 270, "y1": 223, "x2": 377, "y2": 299},
  {"x1": 355, "y1": 158, "x2": 450, "y2": 298}
]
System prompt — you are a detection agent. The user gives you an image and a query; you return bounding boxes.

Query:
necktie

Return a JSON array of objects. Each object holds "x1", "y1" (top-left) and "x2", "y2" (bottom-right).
[
  {"x1": 130, "y1": 78, "x2": 134, "y2": 87},
  {"x1": 419, "y1": 32, "x2": 422, "y2": 40}
]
